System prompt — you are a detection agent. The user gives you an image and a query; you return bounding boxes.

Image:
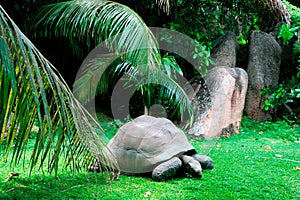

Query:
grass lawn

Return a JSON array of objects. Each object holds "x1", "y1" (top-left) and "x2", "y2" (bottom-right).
[{"x1": 0, "y1": 118, "x2": 299, "y2": 199}]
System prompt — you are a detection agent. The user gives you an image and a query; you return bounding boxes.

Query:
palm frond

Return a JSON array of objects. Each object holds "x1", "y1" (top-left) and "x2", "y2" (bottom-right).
[
  {"x1": 111, "y1": 61, "x2": 194, "y2": 126},
  {"x1": 0, "y1": 6, "x2": 118, "y2": 175},
  {"x1": 32, "y1": 0, "x2": 161, "y2": 74},
  {"x1": 74, "y1": 52, "x2": 194, "y2": 125},
  {"x1": 73, "y1": 52, "x2": 119, "y2": 105},
  {"x1": 31, "y1": 0, "x2": 195, "y2": 126},
  {"x1": 156, "y1": 0, "x2": 175, "y2": 15},
  {"x1": 142, "y1": 70, "x2": 194, "y2": 127}
]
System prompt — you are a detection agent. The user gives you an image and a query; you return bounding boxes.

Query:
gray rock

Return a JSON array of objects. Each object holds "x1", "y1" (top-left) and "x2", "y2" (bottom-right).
[
  {"x1": 188, "y1": 66, "x2": 248, "y2": 138},
  {"x1": 245, "y1": 31, "x2": 282, "y2": 121},
  {"x1": 210, "y1": 31, "x2": 239, "y2": 68}
]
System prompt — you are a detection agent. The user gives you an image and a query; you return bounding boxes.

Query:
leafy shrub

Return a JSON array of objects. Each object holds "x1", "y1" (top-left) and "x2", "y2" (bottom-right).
[
  {"x1": 241, "y1": 116, "x2": 300, "y2": 141},
  {"x1": 163, "y1": 0, "x2": 277, "y2": 48},
  {"x1": 261, "y1": 66, "x2": 300, "y2": 121},
  {"x1": 261, "y1": 2, "x2": 300, "y2": 122},
  {"x1": 280, "y1": 1, "x2": 300, "y2": 68}
]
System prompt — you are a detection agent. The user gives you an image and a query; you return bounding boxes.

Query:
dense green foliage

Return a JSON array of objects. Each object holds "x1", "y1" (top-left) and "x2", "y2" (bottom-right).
[
  {"x1": 261, "y1": 66, "x2": 300, "y2": 122},
  {"x1": 1, "y1": 117, "x2": 299, "y2": 199},
  {"x1": 3, "y1": 0, "x2": 298, "y2": 121},
  {"x1": 161, "y1": 0, "x2": 290, "y2": 48},
  {"x1": 261, "y1": 1, "x2": 300, "y2": 122},
  {"x1": 30, "y1": 0, "x2": 197, "y2": 125}
]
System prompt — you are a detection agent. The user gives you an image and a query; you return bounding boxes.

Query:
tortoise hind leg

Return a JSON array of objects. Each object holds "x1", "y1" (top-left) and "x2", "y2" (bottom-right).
[{"x1": 152, "y1": 157, "x2": 182, "y2": 181}]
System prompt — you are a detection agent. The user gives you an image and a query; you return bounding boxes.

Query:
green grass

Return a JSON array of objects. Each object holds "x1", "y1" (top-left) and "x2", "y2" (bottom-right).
[{"x1": 0, "y1": 118, "x2": 299, "y2": 200}]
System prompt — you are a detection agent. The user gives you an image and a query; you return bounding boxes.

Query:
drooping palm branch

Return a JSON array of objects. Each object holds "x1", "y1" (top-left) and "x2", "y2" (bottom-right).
[
  {"x1": 31, "y1": 0, "x2": 194, "y2": 124},
  {"x1": 0, "y1": 6, "x2": 118, "y2": 175},
  {"x1": 156, "y1": 0, "x2": 175, "y2": 15},
  {"x1": 32, "y1": 0, "x2": 162, "y2": 73}
]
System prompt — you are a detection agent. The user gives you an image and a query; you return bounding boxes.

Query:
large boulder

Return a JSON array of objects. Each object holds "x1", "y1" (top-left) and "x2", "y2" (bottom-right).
[
  {"x1": 244, "y1": 31, "x2": 282, "y2": 121},
  {"x1": 188, "y1": 66, "x2": 248, "y2": 138},
  {"x1": 210, "y1": 31, "x2": 239, "y2": 68}
]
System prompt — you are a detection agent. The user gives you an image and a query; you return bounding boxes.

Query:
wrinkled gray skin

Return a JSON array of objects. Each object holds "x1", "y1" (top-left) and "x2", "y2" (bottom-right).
[
  {"x1": 182, "y1": 155, "x2": 203, "y2": 178},
  {"x1": 192, "y1": 155, "x2": 214, "y2": 170},
  {"x1": 88, "y1": 115, "x2": 214, "y2": 181},
  {"x1": 89, "y1": 153, "x2": 213, "y2": 181},
  {"x1": 152, "y1": 157, "x2": 182, "y2": 181},
  {"x1": 151, "y1": 154, "x2": 213, "y2": 181}
]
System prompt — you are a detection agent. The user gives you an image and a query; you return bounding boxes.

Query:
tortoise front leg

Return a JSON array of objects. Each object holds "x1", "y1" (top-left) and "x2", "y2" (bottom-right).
[
  {"x1": 192, "y1": 154, "x2": 214, "y2": 170},
  {"x1": 181, "y1": 155, "x2": 202, "y2": 178},
  {"x1": 152, "y1": 157, "x2": 182, "y2": 181}
]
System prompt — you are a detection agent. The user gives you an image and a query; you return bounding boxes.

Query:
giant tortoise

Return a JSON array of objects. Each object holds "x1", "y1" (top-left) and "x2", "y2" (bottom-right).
[{"x1": 90, "y1": 115, "x2": 213, "y2": 181}]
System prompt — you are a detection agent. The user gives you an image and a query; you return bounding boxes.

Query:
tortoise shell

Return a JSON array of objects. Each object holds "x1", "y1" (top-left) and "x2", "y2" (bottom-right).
[{"x1": 108, "y1": 115, "x2": 195, "y2": 174}]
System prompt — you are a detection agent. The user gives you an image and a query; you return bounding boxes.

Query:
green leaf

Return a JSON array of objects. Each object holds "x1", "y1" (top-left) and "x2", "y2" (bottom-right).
[
  {"x1": 162, "y1": 55, "x2": 183, "y2": 76},
  {"x1": 32, "y1": 0, "x2": 161, "y2": 74},
  {"x1": 0, "y1": 5, "x2": 118, "y2": 175},
  {"x1": 278, "y1": 23, "x2": 294, "y2": 45}
]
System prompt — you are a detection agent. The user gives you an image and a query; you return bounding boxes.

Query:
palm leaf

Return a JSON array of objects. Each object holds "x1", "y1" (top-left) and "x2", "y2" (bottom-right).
[
  {"x1": 156, "y1": 0, "x2": 175, "y2": 15},
  {"x1": 75, "y1": 52, "x2": 194, "y2": 125},
  {"x1": 32, "y1": 0, "x2": 162, "y2": 74},
  {"x1": 0, "y1": 6, "x2": 118, "y2": 175},
  {"x1": 137, "y1": 70, "x2": 194, "y2": 127},
  {"x1": 31, "y1": 0, "x2": 194, "y2": 124},
  {"x1": 73, "y1": 52, "x2": 119, "y2": 105}
]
